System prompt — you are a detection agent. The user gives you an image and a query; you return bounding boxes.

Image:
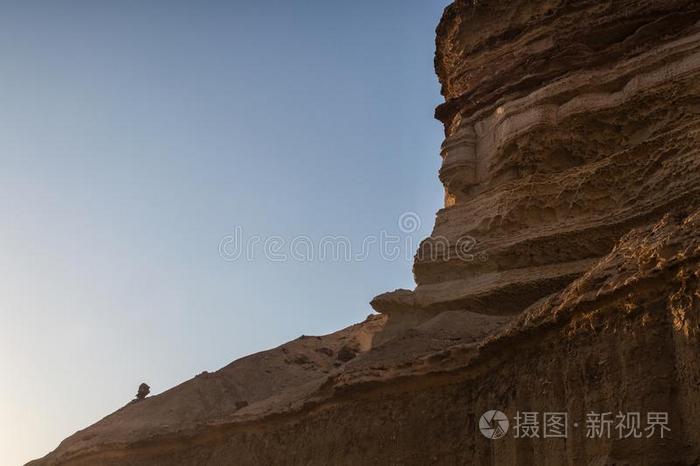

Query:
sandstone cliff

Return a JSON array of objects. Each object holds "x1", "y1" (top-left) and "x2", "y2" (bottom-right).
[{"x1": 30, "y1": 1, "x2": 700, "y2": 465}]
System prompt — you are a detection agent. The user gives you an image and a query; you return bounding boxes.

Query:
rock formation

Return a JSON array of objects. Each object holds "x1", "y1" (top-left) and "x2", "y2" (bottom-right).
[
  {"x1": 134, "y1": 383, "x2": 150, "y2": 402},
  {"x1": 30, "y1": 1, "x2": 700, "y2": 465}
]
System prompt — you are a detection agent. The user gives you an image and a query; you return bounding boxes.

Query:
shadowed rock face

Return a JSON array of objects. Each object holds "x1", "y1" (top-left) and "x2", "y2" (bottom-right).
[{"x1": 30, "y1": 1, "x2": 700, "y2": 465}]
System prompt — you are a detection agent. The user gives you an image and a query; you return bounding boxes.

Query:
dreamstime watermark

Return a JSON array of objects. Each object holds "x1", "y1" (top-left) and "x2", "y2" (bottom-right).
[
  {"x1": 478, "y1": 410, "x2": 671, "y2": 440},
  {"x1": 218, "y1": 212, "x2": 489, "y2": 263}
]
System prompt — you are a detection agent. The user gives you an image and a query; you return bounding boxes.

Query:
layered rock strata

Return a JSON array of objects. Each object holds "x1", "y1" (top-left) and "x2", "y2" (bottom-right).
[
  {"x1": 31, "y1": 1, "x2": 700, "y2": 465},
  {"x1": 376, "y1": 0, "x2": 700, "y2": 333}
]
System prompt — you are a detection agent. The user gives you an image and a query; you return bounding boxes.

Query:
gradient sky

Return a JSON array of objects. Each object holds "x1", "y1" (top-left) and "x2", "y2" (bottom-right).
[{"x1": 0, "y1": 1, "x2": 450, "y2": 464}]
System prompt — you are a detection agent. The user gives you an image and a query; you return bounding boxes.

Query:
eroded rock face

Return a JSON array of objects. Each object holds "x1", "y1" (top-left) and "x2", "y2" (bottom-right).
[
  {"x1": 30, "y1": 1, "x2": 700, "y2": 465},
  {"x1": 380, "y1": 0, "x2": 700, "y2": 332}
]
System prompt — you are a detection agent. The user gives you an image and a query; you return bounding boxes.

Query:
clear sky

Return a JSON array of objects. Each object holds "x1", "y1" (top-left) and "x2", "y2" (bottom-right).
[{"x1": 0, "y1": 1, "x2": 449, "y2": 464}]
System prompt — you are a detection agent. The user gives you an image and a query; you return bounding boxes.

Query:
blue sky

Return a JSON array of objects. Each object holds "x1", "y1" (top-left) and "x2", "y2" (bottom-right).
[{"x1": 0, "y1": 1, "x2": 449, "y2": 464}]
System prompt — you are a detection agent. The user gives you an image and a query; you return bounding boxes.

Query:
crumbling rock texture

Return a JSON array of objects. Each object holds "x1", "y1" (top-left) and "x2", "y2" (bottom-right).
[{"x1": 30, "y1": 1, "x2": 700, "y2": 465}]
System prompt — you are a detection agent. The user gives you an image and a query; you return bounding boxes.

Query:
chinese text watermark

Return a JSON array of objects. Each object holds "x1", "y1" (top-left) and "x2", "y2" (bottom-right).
[{"x1": 479, "y1": 410, "x2": 670, "y2": 440}]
